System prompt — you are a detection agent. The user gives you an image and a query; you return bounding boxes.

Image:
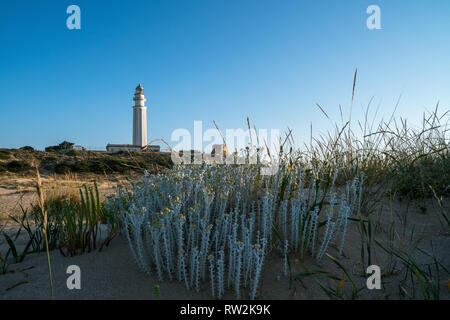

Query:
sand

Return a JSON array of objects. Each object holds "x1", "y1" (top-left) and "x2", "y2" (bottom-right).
[{"x1": 0, "y1": 177, "x2": 118, "y2": 221}]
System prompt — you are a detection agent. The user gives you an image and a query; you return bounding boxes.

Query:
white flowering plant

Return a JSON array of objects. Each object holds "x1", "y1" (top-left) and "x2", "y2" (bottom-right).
[{"x1": 106, "y1": 162, "x2": 364, "y2": 299}]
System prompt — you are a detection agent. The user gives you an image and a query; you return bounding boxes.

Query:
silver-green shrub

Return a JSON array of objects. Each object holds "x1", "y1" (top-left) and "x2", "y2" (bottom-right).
[{"x1": 107, "y1": 164, "x2": 363, "y2": 299}]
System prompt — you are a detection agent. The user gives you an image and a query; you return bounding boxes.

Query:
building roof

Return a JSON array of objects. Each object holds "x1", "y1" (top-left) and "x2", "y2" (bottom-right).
[{"x1": 106, "y1": 144, "x2": 141, "y2": 147}]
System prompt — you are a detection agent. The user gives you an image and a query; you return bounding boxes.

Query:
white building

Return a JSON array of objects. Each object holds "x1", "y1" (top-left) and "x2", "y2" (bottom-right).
[
  {"x1": 106, "y1": 84, "x2": 160, "y2": 153},
  {"x1": 211, "y1": 144, "x2": 227, "y2": 157}
]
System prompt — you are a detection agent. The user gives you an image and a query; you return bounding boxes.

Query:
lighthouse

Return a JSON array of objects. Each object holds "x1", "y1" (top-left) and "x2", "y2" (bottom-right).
[
  {"x1": 106, "y1": 84, "x2": 160, "y2": 153},
  {"x1": 132, "y1": 84, "x2": 147, "y2": 147}
]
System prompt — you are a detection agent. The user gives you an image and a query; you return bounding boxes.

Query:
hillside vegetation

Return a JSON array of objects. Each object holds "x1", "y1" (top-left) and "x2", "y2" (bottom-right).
[{"x1": 0, "y1": 146, "x2": 173, "y2": 177}]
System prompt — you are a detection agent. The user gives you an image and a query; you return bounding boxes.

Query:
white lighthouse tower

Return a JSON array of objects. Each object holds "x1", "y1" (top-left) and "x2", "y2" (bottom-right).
[
  {"x1": 132, "y1": 84, "x2": 147, "y2": 147},
  {"x1": 106, "y1": 84, "x2": 160, "y2": 153}
]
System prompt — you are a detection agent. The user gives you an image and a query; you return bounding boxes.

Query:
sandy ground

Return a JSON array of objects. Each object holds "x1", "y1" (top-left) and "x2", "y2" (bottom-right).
[
  {"x1": 0, "y1": 195, "x2": 448, "y2": 300},
  {"x1": 0, "y1": 188, "x2": 37, "y2": 221},
  {"x1": 0, "y1": 175, "x2": 121, "y2": 221}
]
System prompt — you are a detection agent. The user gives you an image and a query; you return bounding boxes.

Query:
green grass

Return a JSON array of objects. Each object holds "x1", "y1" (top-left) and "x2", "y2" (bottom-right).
[
  {"x1": 154, "y1": 285, "x2": 161, "y2": 300},
  {"x1": 10, "y1": 181, "x2": 119, "y2": 258},
  {"x1": 375, "y1": 239, "x2": 447, "y2": 300},
  {"x1": 274, "y1": 100, "x2": 449, "y2": 215},
  {"x1": 42, "y1": 181, "x2": 119, "y2": 256}
]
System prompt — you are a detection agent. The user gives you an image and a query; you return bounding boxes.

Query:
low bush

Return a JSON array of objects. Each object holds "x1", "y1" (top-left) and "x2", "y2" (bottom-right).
[
  {"x1": 45, "y1": 141, "x2": 75, "y2": 152},
  {"x1": 5, "y1": 160, "x2": 32, "y2": 173},
  {"x1": 88, "y1": 161, "x2": 109, "y2": 174},
  {"x1": 66, "y1": 150, "x2": 82, "y2": 157},
  {"x1": 104, "y1": 158, "x2": 128, "y2": 173},
  {"x1": 20, "y1": 146, "x2": 34, "y2": 151},
  {"x1": 55, "y1": 160, "x2": 92, "y2": 174},
  {"x1": 54, "y1": 158, "x2": 137, "y2": 174},
  {"x1": 43, "y1": 155, "x2": 58, "y2": 162},
  {"x1": 71, "y1": 161, "x2": 92, "y2": 173},
  {"x1": 115, "y1": 150, "x2": 140, "y2": 157},
  {"x1": 45, "y1": 147, "x2": 59, "y2": 153},
  {"x1": 143, "y1": 154, "x2": 173, "y2": 169},
  {"x1": 0, "y1": 149, "x2": 11, "y2": 160},
  {"x1": 55, "y1": 161, "x2": 74, "y2": 174},
  {"x1": 393, "y1": 152, "x2": 450, "y2": 199}
]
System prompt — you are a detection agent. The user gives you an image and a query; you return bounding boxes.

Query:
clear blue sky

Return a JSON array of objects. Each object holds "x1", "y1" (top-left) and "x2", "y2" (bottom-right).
[{"x1": 0, "y1": 0, "x2": 449, "y2": 151}]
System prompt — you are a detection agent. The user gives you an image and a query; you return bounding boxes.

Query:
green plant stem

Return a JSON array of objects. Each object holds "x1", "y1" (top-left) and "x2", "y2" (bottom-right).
[{"x1": 43, "y1": 226, "x2": 54, "y2": 300}]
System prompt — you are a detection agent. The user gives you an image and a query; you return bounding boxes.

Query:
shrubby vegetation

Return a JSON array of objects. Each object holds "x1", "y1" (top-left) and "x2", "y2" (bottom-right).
[
  {"x1": 1, "y1": 181, "x2": 118, "y2": 271},
  {"x1": 0, "y1": 149, "x2": 11, "y2": 160},
  {"x1": 102, "y1": 103, "x2": 448, "y2": 300},
  {"x1": 107, "y1": 163, "x2": 363, "y2": 299},
  {"x1": 5, "y1": 160, "x2": 32, "y2": 173},
  {"x1": 65, "y1": 150, "x2": 82, "y2": 157},
  {"x1": 45, "y1": 141, "x2": 75, "y2": 152},
  {"x1": 393, "y1": 150, "x2": 450, "y2": 199},
  {"x1": 0, "y1": 145, "x2": 172, "y2": 176},
  {"x1": 19, "y1": 146, "x2": 34, "y2": 151}
]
